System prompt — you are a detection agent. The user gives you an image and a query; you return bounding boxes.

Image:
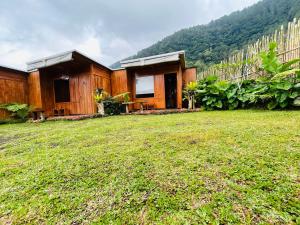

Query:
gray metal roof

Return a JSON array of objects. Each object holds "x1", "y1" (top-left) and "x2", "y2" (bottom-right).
[
  {"x1": 121, "y1": 51, "x2": 186, "y2": 68},
  {"x1": 0, "y1": 64, "x2": 28, "y2": 74},
  {"x1": 27, "y1": 50, "x2": 111, "y2": 72}
]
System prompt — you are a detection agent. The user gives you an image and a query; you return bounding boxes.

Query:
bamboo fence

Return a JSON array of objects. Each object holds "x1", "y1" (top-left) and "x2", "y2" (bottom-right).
[{"x1": 199, "y1": 18, "x2": 300, "y2": 81}]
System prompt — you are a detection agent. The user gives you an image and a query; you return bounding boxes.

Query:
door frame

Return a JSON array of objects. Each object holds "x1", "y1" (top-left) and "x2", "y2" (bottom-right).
[{"x1": 164, "y1": 73, "x2": 177, "y2": 109}]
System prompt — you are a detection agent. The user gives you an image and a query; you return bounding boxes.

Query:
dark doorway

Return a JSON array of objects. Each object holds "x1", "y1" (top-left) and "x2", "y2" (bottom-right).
[
  {"x1": 54, "y1": 79, "x2": 70, "y2": 103},
  {"x1": 164, "y1": 73, "x2": 177, "y2": 109}
]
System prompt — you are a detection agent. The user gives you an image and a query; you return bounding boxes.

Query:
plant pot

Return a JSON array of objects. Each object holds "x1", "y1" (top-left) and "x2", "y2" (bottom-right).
[{"x1": 96, "y1": 102, "x2": 105, "y2": 115}]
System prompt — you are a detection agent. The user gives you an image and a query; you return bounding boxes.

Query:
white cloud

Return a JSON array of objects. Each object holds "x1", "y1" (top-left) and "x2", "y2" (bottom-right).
[
  {"x1": 77, "y1": 36, "x2": 102, "y2": 60},
  {"x1": 0, "y1": 0, "x2": 261, "y2": 70}
]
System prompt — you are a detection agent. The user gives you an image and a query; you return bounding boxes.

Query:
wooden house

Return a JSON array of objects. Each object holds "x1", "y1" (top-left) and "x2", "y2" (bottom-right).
[{"x1": 0, "y1": 50, "x2": 196, "y2": 119}]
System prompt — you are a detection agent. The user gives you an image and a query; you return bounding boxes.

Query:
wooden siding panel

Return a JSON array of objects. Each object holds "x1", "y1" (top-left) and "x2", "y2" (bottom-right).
[
  {"x1": 39, "y1": 66, "x2": 94, "y2": 116},
  {"x1": 154, "y1": 74, "x2": 165, "y2": 109},
  {"x1": 0, "y1": 69, "x2": 28, "y2": 119},
  {"x1": 129, "y1": 63, "x2": 181, "y2": 110},
  {"x1": 28, "y1": 71, "x2": 43, "y2": 109},
  {"x1": 183, "y1": 68, "x2": 197, "y2": 86},
  {"x1": 90, "y1": 64, "x2": 112, "y2": 114},
  {"x1": 177, "y1": 66, "x2": 183, "y2": 109},
  {"x1": 111, "y1": 69, "x2": 128, "y2": 96}
]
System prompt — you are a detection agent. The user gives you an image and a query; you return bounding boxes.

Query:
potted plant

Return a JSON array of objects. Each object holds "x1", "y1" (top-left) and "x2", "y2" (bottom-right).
[
  {"x1": 94, "y1": 89, "x2": 108, "y2": 115},
  {"x1": 113, "y1": 92, "x2": 133, "y2": 114},
  {"x1": 184, "y1": 82, "x2": 198, "y2": 110}
]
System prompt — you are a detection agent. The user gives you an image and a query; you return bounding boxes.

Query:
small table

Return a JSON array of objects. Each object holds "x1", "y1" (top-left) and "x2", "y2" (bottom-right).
[
  {"x1": 136, "y1": 101, "x2": 147, "y2": 112},
  {"x1": 122, "y1": 102, "x2": 135, "y2": 114}
]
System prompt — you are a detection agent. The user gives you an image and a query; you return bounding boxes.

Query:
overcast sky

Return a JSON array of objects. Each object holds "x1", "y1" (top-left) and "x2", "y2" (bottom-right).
[{"x1": 0, "y1": 0, "x2": 260, "y2": 70}]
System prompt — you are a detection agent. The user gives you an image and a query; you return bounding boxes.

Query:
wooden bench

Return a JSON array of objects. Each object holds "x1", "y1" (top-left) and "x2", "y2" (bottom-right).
[{"x1": 32, "y1": 108, "x2": 45, "y2": 120}]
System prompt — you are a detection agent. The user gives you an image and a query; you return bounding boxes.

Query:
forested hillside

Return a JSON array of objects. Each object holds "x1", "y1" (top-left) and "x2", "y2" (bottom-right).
[{"x1": 111, "y1": 0, "x2": 300, "y2": 70}]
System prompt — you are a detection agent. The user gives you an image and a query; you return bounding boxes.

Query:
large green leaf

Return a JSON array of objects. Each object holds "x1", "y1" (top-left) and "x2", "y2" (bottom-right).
[
  {"x1": 229, "y1": 101, "x2": 239, "y2": 110},
  {"x1": 267, "y1": 101, "x2": 278, "y2": 110},
  {"x1": 293, "y1": 97, "x2": 300, "y2": 107},
  {"x1": 207, "y1": 97, "x2": 216, "y2": 105},
  {"x1": 227, "y1": 88, "x2": 238, "y2": 99},
  {"x1": 273, "y1": 81, "x2": 293, "y2": 91},
  {"x1": 289, "y1": 91, "x2": 299, "y2": 99},
  {"x1": 280, "y1": 58, "x2": 300, "y2": 72},
  {"x1": 279, "y1": 101, "x2": 288, "y2": 109},
  {"x1": 214, "y1": 81, "x2": 230, "y2": 91},
  {"x1": 294, "y1": 83, "x2": 300, "y2": 89},
  {"x1": 276, "y1": 92, "x2": 288, "y2": 103},
  {"x1": 272, "y1": 69, "x2": 300, "y2": 80},
  {"x1": 215, "y1": 100, "x2": 223, "y2": 109}
]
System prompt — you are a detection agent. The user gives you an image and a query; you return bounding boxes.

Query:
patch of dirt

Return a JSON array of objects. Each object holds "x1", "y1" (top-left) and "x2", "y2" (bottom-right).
[
  {"x1": 188, "y1": 140, "x2": 198, "y2": 145},
  {"x1": 49, "y1": 143, "x2": 59, "y2": 148},
  {"x1": 0, "y1": 135, "x2": 20, "y2": 150},
  {"x1": 0, "y1": 215, "x2": 13, "y2": 225}
]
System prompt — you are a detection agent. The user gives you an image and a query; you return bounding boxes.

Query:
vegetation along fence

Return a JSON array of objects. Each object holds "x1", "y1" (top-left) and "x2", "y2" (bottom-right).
[{"x1": 199, "y1": 18, "x2": 300, "y2": 81}]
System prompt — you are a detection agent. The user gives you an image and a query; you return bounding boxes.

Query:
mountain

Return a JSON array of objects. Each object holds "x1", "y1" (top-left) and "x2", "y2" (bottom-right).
[{"x1": 111, "y1": 0, "x2": 300, "y2": 70}]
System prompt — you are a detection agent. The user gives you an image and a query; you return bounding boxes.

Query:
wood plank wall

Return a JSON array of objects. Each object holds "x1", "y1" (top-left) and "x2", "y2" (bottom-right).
[
  {"x1": 128, "y1": 64, "x2": 180, "y2": 109},
  {"x1": 91, "y1": 64, "x2": 112, "y2": 113},
  {"x1": 39, "y1": 66, "x2": 94, "y2": 116},
  {"x1": 0, "y1": 68, "x2": 28, "y2": 119},
  {"x1": 0, "y1": 62, "x2": 197, "y2": 119},
  {"x1": 183, "y1": 68, "x2": 197, "y2": 86},
  {"x1": 176, "y1": 65, "x2": 183, "y2": 109},
  {"x1": 111, "y1": 69, "x2": 128, "y2": 97},
  {"x1": 28, "y1": 71, "x2": 43, "y2": 109}
]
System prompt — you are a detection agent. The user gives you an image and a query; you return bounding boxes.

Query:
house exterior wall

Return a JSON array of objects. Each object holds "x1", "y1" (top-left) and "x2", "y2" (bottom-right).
[
  {"x1": 90, "y1": 64, "x2": 113, "y2": 113},
  {"x1": 127, "y1": 63, "x2": 181, "y2": 109},
  {"x1": 0, "y1": 68, "x2": 28, "y2": 119},
  {"x1": 38, "y1": 65, "x2": 94, "y2": 117},
  {"x1": 183, "y1": 67, "x2": 197, "y2": 86},
  {"x1": 0, "y1": 54, "x2": 197, "y2": 119},
  {"x1": 28, "y1": 71, "x2": 43, "y2": 109},
  {"x1": 111, "y1": 69, "x2": 128, "y2": 97}
]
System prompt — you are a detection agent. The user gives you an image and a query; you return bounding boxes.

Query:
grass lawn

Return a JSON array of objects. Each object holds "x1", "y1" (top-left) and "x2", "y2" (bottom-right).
[{"x1": 0, "y1": 110, "x2": 299, "y2": 224}]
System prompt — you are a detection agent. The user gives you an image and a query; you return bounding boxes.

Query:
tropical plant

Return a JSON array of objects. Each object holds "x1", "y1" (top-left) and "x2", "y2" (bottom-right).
[
  {"x1": 195, "y1": 75, "x2": 300, "y2": 110},
  {"x1": 0, "y1": 103, "x2": 32, "y2": 120},
  {"x1": 196, "y1": 76, "x2": 241, "y2": 110},
  {"x1": 261, "y1": 79, "x2": 300, "y2": 110},
  {"x1": 103, "y1": 97, "x2": 124, "y2": 115},
  {"x1": 183, "y1": 82, "x2": 198, "y2": 109},
  {"x1": 113, "y1": 92, "x2": 132, "y2": 114},
  {"x1": 94, "y1": 89, "x2": 109, "y2": 103},
  {"x1": 94, "y1": 89, "x2": 110, "y2": 115},
  {"x1": 260, "y1": 42, "x2": 300, "y2": 79},
  {"x1": 113, "y1": 92, "x2": 131, "y2": 103}
]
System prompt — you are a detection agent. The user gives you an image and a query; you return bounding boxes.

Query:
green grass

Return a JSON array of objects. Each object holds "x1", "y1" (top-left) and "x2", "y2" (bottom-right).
[{"x1": 0, "y1": 111, "x2": 299, "y2": 224}]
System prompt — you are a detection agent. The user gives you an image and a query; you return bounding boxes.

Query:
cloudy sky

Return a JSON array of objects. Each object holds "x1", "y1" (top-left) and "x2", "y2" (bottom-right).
[{"x1": 0, "y1": 0, "x2": 260, "y2": 70}]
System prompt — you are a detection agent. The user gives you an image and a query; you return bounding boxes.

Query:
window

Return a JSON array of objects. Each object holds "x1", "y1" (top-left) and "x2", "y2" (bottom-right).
[
  {"x1": 135, "y1": 75, "x2": 154, "y2": 98},
  {"x1": 54, "y1": 79, "x2": 70, "y2": 103}
]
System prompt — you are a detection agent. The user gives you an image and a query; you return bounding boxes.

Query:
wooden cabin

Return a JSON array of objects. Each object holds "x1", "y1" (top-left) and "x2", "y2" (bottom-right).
[
  {"x1": 0, "y1": 66, "x2": 28, "y2": 118},
  {"x1": 0, "y1": 50, "x2": 196, "y2": 119}
]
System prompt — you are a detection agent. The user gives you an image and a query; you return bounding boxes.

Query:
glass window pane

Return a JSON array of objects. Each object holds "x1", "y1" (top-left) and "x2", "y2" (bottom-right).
[{"x1": 136, "y1": 75, "x2": 154, "y2": 98}]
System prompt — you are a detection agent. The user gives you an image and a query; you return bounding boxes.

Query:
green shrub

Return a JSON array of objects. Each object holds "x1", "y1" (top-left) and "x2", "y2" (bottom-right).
[
  {"x1": 196, "y1": 76, "x2": 240, "y2": 110},
  {"x1": 103, "y1": 97, "x2": 125, "y2": 115},
  {"x1": 195, "y1": 76, "x2": 300, "y2": 110},
  {"x1": 0, "y1": 103, "x2": 32, "y2": 121},
  {"x1": 196, "y1": 42, "x2": 300, "y2": 111}
]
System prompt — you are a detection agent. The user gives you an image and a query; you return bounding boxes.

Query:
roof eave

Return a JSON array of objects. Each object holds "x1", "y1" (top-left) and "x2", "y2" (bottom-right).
[
  {"x1": 26, "y1": 50, "x2": 112, "y2": 72},
  {"x1": 120, "y1": 51, "x2": 186, "y2": 69}
]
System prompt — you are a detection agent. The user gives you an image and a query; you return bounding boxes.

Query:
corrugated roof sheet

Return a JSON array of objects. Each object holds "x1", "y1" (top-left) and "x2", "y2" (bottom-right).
[
  {"x1": 121, "y1": 51, "x2": 185, "y2": 68},
  {"x1": 27, "y1": 50, "x2": 111, "y2": 72}
]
